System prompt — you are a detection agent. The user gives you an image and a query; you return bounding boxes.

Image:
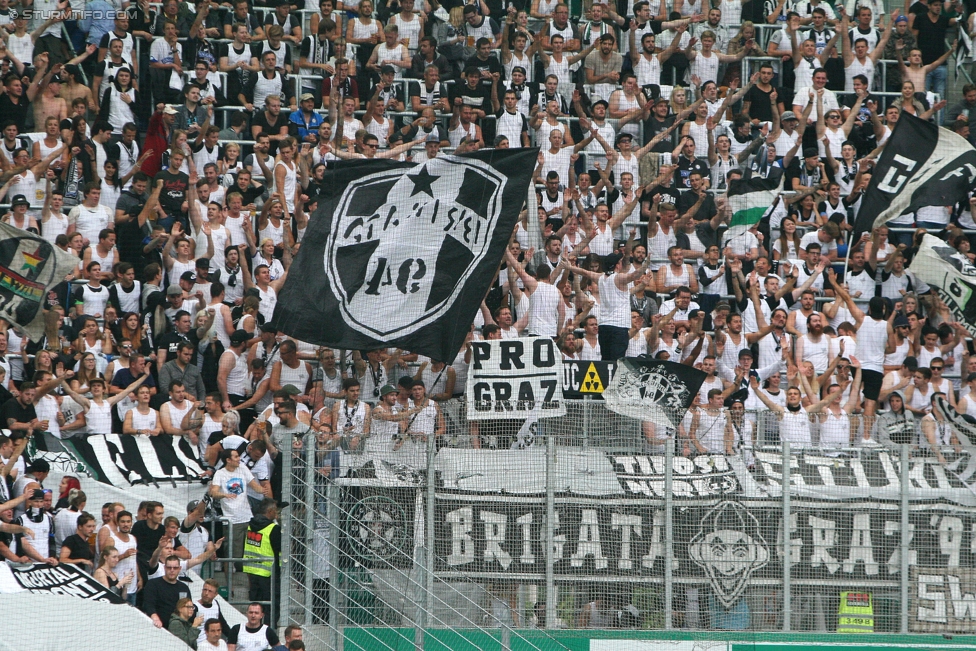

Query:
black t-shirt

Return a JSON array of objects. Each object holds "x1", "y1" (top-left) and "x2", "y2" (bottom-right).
[
  {"x1": 0, "y1": 398, "x2": 36, "y2": 430},
  {"x1": 156, "y1": 331, "x2": 196, "y2": 365},
  {"x1": 154, "y1": 169, "x2": 189, "y2": 216},
  {"x1": 642, "y1": 114, "x2": 676, "y2": 150},
  {"x1": 743, "y1": 85, "x2": 778, "y2": 122},
  {"x1": 913, "y1": 14, "x2": 952, "y2": 64},
  {"x1": 142, "y1": 576, "x2": 191, "y2": 623},
  {"x1": 464, "y1": 54, "x2": 504, "y2": 82},
  {"x1": 61, "y1": 533, "x2": 94, "y2": 564},
  {"x1": 226, "y1": 179, "x2": 265, "y2": 207},
  {"x1": 0, "y1": 95, "x2": 29, "y2": 132},
  {"x1": 673, "y1": 157, "x2": 710, "y2": 189},
  {"x1": 251, "y1": 111, "x2": 289, "y2": 157},
  {"x1": 450, "y1": 82, "x2": 493, "y2": 115},
  {"x1": 228, "y1": 624, "x2": 280, "y2": 647},
  {"x1": 677, "y1": 190, "x2": 717, "y2": 222}
]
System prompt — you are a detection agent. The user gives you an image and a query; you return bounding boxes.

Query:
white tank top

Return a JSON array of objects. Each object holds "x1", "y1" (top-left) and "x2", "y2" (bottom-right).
[
  {"x1": 527, "y1": 282, "x2": 561, "y2": 337},
  {"x1": 857, "y1": 318, "x2": 889, "y2": 372},
  {"x1": 224, "y1": 214, "x2": 248, "y2": 247},
  {"x1": 599, "y1": 273, "x2": 630, "y2": 328},
  {"x1": 338, "y1": 400, "x2": 367, "y2": 434},
  {"x1": 689, "y1": 51, "x2": 720, "y2": 85},
  {"x1": 225, "y1": 350, "x2": 250, "y2": 396},
  {"x1": 35, "y1": 394, "x2": 61, "y2": 438},
  {"x1": 168, "y1": 258, "x2": 195, "y2": 287},
  {"x1": 449, "y1": 122, "x2": 476, "y2": 148},
  {"x1": 367, "y1": 405, "x2": 400, "y2": 448},
  {"x1": 390, "y1": 12, "x2": 421, "y2": 52},
  {"x1": 258, "y1": 217, "x2": 284, "y2": 247},
  {"x1": 80, "y1": 284, "x2": 109, "y2": 317},
  {"x1": 819, "y1": 409, "x2": 850, "y2": 449},
  {"x1": 8, "y1": 170, "x2": 35, "y2": 207},
  {"x1": 635, "y1": 54, "x2": 662, "y2": 87},
  {"x1": 801, "y1": 335, "x2": 829, "y2": 374},
  {"x1": 614, "y1": 92, "x2": 641, "y2": 137},
  {"x1": 130, "y1": 407, "x2": 158, "y2": 432},
  {"x1": 164, "y1": 400, "x2": 194, "y2": 432},
  {"x1": 86, "y1": 400, "x2": 113, "y2": 434},
  {"x1": 695, "y1": 408, "x2": 727, "y2": 453},
  {"x1": 273, "y1": 160, "x2": 297, "y2": 213},
  {"x1": 626, "y1": 329, "x2": 648, "y2": 357},
  {"x1": 198, "y1": 413, "x2": 222, "y2": 459},
  {"x1": 589, "y1": 223, "x2": 615, "y2": 256},
  {"x1": 581, "y1": 337, "x2": 601, "y2": 361},
  {"x1": 688, "y1": 121, "x2": 709, "y2": 159},
  {"x1": 90, "y1": 246, "x2": 116, "y2": 273},
  {"x1": 781, "y1": 407, "x2": 812, "y2": 447},
  {"x1": 366, "y1": 115, "x2": 391, "y2": 148},
  {"x1": 409, "y1": 400, "x2": 438, "y2": 435},
  {"x1": 42, "y1": 212, "x2": 69, "y2": 244},
  {"x1": 883, "y1": 338, "x2": 911, "y2": 367},
  {"x1": 109, "y1": 529, "x2": 139, "y2": 594},
  {"x1": 664, "y1": 264, "x2": 690, "y2": 289},
  {"x1": 845, "y1": 57, "x2": 874, "y2": 92},
  {"x1": 257, "y1": 285, "x2": 277, "y2": 321},
  {"x1": 505, "y1": 51, "x2": 533, "y2": 82},
  {"x1": 279, "y1": 359, "x2": 310, "y2": 393},
  {"x1": 352, "y1": 19, "x2": 379, "y2": 42}
]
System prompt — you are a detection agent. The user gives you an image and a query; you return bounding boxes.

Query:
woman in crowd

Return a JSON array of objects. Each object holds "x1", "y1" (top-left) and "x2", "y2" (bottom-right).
[{"x1": 94, "y1": 545, "x2": 135, "y2": 597}]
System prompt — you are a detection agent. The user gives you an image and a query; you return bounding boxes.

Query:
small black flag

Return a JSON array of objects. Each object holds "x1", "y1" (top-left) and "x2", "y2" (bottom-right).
[
  {"x1": 602, "y1": 358, "x2": 708, "y2": 429},
  {"x1": 272, "y1": 149, "x2": 538, "y2": 362}
]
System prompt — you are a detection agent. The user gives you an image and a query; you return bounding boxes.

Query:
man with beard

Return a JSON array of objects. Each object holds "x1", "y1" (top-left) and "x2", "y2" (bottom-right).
[
  {"x1": 786, "y1": 289, "x2": 825, "y2": 336},
  {"x1": 794, "y1": 312, "x2": 830, "y2": 374}
]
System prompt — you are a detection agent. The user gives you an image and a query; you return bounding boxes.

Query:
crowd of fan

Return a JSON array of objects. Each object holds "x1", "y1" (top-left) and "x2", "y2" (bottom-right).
[
  {"x1": 0, "y1": 0, "x2": 969, "y2": 483},
  {"x1": 0, "y1": 455, "x2": 312, "y2": 650}
]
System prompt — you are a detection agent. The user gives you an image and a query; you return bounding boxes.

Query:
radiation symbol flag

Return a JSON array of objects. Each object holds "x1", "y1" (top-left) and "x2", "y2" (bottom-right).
[{"x1": 580, "y1": 363, "x2": 605, "y2": 393}]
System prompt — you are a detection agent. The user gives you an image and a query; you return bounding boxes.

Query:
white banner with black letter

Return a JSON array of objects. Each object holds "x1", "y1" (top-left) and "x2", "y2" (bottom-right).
[{"x1": 466, "y1": 337, "x2": 565, "y2": 420}]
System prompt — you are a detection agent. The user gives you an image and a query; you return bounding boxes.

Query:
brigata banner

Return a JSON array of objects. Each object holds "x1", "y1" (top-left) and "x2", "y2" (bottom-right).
[
  {"x1": 8, "y1": 563, "x2": 126, "y2": 603},
  {"x1": 911, "y1": 567, "x2": 976, "y2": 632},
  {"x1": 466, "y1": 337, "x2": 565, "y2": 420},
  {"x1": 432, "y1": 496, "x2": 976, "y2": 584}
]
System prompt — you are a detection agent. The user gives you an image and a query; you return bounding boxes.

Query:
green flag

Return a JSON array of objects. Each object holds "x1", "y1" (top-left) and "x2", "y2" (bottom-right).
[{"x1": 725, "y1": 172, "x2": 783, "y2": 240}]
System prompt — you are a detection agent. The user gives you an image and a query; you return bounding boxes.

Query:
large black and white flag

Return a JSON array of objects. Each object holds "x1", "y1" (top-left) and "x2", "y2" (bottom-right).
[
  {"x1": 272, "y1": 150, "x2": 538, "y2": 362},
  {"x1": 908, "y1": 235, "x2": 976, "y2": 338},
  {"x1": 0, "y1": 224, "x2": 76, "y2": 340},
  {"x1": 852, "y1": 112, "x2": 976, "y2": 239},
  {"x1": 602, "y1": 359, "x2": 707, "y2": 429}
]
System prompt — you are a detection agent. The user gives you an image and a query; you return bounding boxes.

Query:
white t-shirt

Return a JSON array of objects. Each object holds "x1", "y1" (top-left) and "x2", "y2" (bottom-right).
[{"x1": 212, "y1": 465, "x2": 255, "y2": 524}]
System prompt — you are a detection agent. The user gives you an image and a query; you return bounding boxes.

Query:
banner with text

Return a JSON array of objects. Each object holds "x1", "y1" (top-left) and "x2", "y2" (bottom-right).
[{"x1": 466, "y1": 338, "x2": 565, "y2": 420}]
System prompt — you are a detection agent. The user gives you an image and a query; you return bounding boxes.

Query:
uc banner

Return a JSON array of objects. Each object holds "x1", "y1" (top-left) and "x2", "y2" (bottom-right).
[{"x1": 562, "y1": 360, "x2": 617, "y2": 399}]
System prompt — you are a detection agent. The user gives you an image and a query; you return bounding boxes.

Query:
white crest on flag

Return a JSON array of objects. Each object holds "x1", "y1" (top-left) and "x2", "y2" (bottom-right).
[
  {"x1": 327, "y1": 156, "x2": 507, "y2": 339},
  {"x1": 602, "y1": 361, "x2": 693, "y2": 428},
  {"x1": 908, "y1": 234, "x2": 976, "y2": 338}
]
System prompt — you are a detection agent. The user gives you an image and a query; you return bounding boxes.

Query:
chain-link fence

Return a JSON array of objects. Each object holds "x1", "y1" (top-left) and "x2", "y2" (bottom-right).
[{"x1": 275, "y1": 399, "x2": 976, "y2": 650}]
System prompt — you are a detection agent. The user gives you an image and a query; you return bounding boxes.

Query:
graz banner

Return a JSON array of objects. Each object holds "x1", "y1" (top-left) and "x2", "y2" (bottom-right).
[
  {"x1": 432, "y1": 497, "x2": 976, "y2": 584},
  {"x1": 911, "y1": 567, "x2": 976, "y2": 633},
  {"x1": 466, "y1": 337, "x2": 565, "y2": 420},
  {"x1": 8, "y1": 563, "x2": 126, "y2": 603}
]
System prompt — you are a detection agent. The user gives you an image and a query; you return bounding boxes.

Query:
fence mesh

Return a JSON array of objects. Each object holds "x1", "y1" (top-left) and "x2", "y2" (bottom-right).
[{"x1": 277, "y1": 398, "x2": 976, "y2": 650}]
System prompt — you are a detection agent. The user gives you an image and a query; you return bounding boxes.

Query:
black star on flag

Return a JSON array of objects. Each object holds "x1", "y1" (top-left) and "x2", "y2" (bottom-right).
[
  {"x1": 270, "y1": 148, "x2": 539, "y2": 362},
  {"x1": 407, "y1": 166, "x2": 439, "y2": 198}
]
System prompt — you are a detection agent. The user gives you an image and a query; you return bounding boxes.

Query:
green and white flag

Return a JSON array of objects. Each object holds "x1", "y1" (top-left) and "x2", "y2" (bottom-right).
[{"x1": 725, "y1": 171, "x2": 783, "y2": 242}]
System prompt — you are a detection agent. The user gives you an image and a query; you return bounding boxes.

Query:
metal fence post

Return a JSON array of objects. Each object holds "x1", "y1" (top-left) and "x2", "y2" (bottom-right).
[
  {"x1": 280, "y1": 431, "x2": 295, "y2": 629},
  {"x1": 782, "y1": 441, "x2": 791, "y2": 633},
  {"x1": 303, "y1": 436, "x2": 316, "y2": 624},
  {"x1": 424, "y1": 427, "x2": 437, "y2": 627},
  {"x1": 900, "y1": 443, "x2": 910, "y2": 634},
  {"x1": 664, "y1": 438, "x2": 673, "y2": 630},
  {"x1": 545, "y1": 426, "x2": 556, "y2": 629},
  {"x1": 327, "y1": 481, "x2": 342, "y2": 651}
]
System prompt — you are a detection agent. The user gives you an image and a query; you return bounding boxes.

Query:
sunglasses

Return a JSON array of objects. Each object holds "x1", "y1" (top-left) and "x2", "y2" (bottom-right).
[{"x1": 931, "y1": 366, "x2": 944, "y2": 371}]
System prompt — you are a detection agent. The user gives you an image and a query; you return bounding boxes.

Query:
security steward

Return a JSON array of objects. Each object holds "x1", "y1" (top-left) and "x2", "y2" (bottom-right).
[{"x1": 243, "y1": 497, "x2": 284, "y2": 627}]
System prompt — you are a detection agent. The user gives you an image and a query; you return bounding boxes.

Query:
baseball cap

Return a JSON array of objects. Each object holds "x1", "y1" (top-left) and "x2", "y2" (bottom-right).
[
  {"x1": 281, "y1": 384, "x2": 302, "y2": 396},
  {"x1": 300, "y1": 92, "x2": 315, "y2": 101},
  {"x1": 738, "y1": 349, "x2": 754, "y2": 359},
  {"x1": 187, "y1": 500, "x2": 201, "y2": 512},
  {"x1": 166, "y1": 284, "x2": 183, "y2": 296},
  {"x1": 893, "y1": 314, "x2": 910, "y2": 328},
  {"x1": 780, "y1": 111, "x2": 798, "y2": 121},
  {"x1": 592, "y1": 99, "x2": 609, "y2": 109},
  {"x1": 603, "y1": 252, "x2": 623, "y2": 270},
  {"x1": 380, "y1": 64, "x2": 396, "y2": 75},
  {"x1": 30, "y1": 488, "x2": 44, "y2": 500},
  {"x1": 162, "y1": 105, "x2": 179, "y2": 115},
  {"x1": 615, "y1": 133, "x2": 633, "y2": 146},
  {"x1": 802, "y1": 147, "x2": 819, "y2": 159},
  {"x1": 180, "y1": 270, "x2": 197, "y2": 283},
  {"x1": 230, "y1": 329, "x2": 250, "y2": 345},
  {"x1": 895, "y1": 14, "x2": 908, "y2": 22},
  {"x1": 195, "y1": 257, "x2": 211, "y2": 269},
  {"x1": 380, "y1": 385, "x2": 397, "y2": 397}
]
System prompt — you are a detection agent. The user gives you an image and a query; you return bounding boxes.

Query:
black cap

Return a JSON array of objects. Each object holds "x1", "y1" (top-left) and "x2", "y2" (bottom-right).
[
  {"x1": 10, "y1": 194, "x2": 29, "y2": 208},
  {"x1": 738, "y1": 349, "x2": 754, "y2": 359},
  {"x1": 802, "y1": 147, "x2": 819, "y2": 159},
  {"x1": 26, "y1": 458, "x2": 50, "y2": 473},
  {"x1": 30, "y1": 488, "x2": 44, "y2": 500},
  {"x1": 724, "y1": 388, "x2": 749, "y2": 408},
  {"x1": 603, "y1": 252, "x2": 623, "y2": 270},
  {"x1": 230, "y1": 329, "x2": 250, "y2": 345},
  {"x1": 195, "y1": 257, "x2": 211, "y2": 269},
  {"x1": 180, "y1": 271, "x2": 197, "y2": 283}
]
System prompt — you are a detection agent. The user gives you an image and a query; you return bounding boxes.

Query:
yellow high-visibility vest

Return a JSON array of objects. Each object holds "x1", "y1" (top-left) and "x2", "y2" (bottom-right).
[
  {"x1": 837, "y1": 591, "x2": 874, "y2": 633},
  {"x1": 242, "y1": 522, "x2": 276, "y2": 577}
]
